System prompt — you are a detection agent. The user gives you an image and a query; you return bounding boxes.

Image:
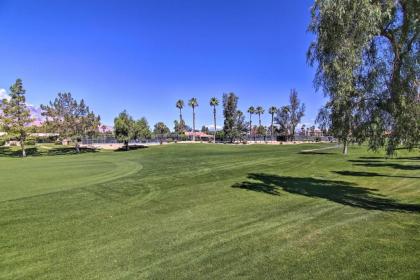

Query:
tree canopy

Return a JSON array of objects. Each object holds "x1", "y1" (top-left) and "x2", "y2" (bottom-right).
[{"x1": 308, "y1": 0, "x2": 419, "y2": 155}]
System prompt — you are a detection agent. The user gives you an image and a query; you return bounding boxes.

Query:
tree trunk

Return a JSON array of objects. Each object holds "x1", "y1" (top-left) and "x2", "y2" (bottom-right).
[
  {"x1": 20, "y1": 139, "x2": 26, "y2": 157},
  {"x1": 258, "y1": 114, "x2": 261, "y2": 126},
  {"x1": 249, "y1": 114, "x2": 252, "y2": 140},
  {"x1": 125, "y1": 141, "x2": 129, "y2": 151},
  {"x1": 342, "y1": 140, "x2": 348, "y2": 155},
  {"x1": 179, "y1": 108, "x2": 183, "y2": 131},
  {"x1": 271, "y1": 114, "x2": 274, "y2": 141},
  {"x1": 75, "y1": 141, "x2": 80, "y2": 153},
  {"x1": 192, "y1": 107, "x2": 196, "y2": 141},
  {"x1": 213, "y1": 107, "x2": 216, "y2": 143}
]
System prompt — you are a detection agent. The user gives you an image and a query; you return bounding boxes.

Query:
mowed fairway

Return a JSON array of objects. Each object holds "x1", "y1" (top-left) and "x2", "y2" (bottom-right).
[{"x1": 1, "y1": 144, "x2": 419, "y2": 279}]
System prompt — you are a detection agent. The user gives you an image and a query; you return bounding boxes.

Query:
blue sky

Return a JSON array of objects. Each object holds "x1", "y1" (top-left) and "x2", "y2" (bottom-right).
[{"x1": 0, "y1": 0, "x2": 326, "y2": 129}]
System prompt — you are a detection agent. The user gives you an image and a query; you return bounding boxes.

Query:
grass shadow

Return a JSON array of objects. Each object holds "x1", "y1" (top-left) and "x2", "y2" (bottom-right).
[
  {"x1": 114, "y1": 145, "x2": 149, "y2": 152},
  {"x1": 232, "y1": 173, "x2": 420, "y2": 213},
  {"x1": 352, "y1": 162, "x2": 420, "y2": 171},
  {"x1": 332, "y1": 170, "x2": 420, "y2": 179},
  {"x1": 0, "y1": 146, "x2": 98, "y2": 158}
]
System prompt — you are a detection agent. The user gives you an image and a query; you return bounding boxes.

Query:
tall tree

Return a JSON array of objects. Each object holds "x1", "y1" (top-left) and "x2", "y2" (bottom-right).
[
  {"x1": 41, "y1": 92, "x2": 100, "y2": 152},
  {"x1": 308, "y1": 0, "x2": 419, "y2": 155},
  {"x1": 114, "y1": 110, "x2": 134, "y2": 150},
  {"x1": 247, "y1": 106, "x2": 255, "y2": 137},
  {"x1": 175, "y1": 99, "x2": 185, "y2": 133},
  {"x1": 0, "y1": 79, "x2": 33, "y2": 157},
  {"x1": 268, "y1": 106, "x2": 277, "y2": 139},
  {"x1": 288, "y1": 89, "x2": 305, "y2": 141},
  {"x1": 255, "y1": 106, "x2": 264, "y2": 126},
  {"x1": 223, "y1": 93, "x2": 239, "y2": 142},
  {"x1": 276, "y1": 106, "x2": 291, "y2": 140},
  {"x1": 188, "y1": 98, "x2": 198, "y2": 141},
  {"x1": 236, "y1": 110, "x2": 247, "y2": 140},
  {"x1": 209, "y1": 97, "x2": 219, "y2": 143}
]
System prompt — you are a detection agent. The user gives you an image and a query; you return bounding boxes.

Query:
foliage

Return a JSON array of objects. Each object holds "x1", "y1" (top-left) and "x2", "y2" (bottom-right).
[
  {"x1": 308, "y1": 0, "x2": 420, "y2": 155},
  {"x1": 275, "y1": 90, "x2": 305, "y2": 140},
  {"x1": 41, "y1": 92, "x2": 100, "y2": 152},
  {"x1": 133, "y1": 117, "x2": 151, "y2": 140},
  {"x1": 0, "y1": 79, "x2": 33, "y2": 157},
  {"x1": 153, "y1": 122, "x2": 170, "y2": 135},
  {"x1": 114, "y1": 110, "x2": 134, "y2": 150},
  {"x1": 255, "y1": 106, "x2": 265, "y2": 126},
  {"x1": 210, "y1": 97, "x2": 219, "y2": 142},
  {"x1": 223, "y1": 92, "x2": 240, "y2": 142}
]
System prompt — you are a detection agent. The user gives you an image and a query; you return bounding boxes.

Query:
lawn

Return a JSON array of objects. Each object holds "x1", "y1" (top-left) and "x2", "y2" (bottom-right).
[{"x1": 1, "y1": 143, "x2": 419, "y2": 279}]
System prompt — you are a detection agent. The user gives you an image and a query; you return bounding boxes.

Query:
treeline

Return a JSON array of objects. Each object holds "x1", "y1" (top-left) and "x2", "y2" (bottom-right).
[{"x1": 114, "y1": 89, "x2": 306, "y2": 146}]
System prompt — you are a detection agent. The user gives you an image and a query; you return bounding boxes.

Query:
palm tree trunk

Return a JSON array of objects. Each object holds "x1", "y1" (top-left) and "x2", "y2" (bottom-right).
[
  {"x1": 249, "y1": 114, "x2": 252, "y2": 139},
  {"x1": 213, "y1": 106, "x2": 216, "y2": 143},
  {"x1": 258, "y1": 114, "x2": 261, "y2": 126},
  {"x1": 192, "y1": 107, "x2": 196, "y2": 141},
  {"x1": 271, "y1": 114, "x2": 274, "y2": 141}
]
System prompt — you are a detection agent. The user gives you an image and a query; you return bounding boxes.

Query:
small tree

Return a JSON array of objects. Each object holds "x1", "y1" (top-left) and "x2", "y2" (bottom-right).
[
  {"x1": 154, "y1": 122, "x2": 170, "y2": 144},
  {"x1": 133, "y1": 117, "x2": 151, "y2": 142},
  {"x1": 41, "y1": 92, "x2": 100, "y2": 152},
  {"x1": 114, "y1": 110, "x2": 134, "y2": 150},
  {"x1": 276, "y1": 90, "x2": 305, "y2": 141},
  {"x1": 0, "y1": 79, "x2": 33, "y2": 157}
]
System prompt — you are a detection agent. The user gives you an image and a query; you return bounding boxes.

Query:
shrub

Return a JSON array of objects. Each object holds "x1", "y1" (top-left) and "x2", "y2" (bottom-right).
[
  {"x1": 0, "y1": 139, "x2": 5, "y2": 146},
  {"x1": 24, "y1": 139, "x2": 36, "y2": 146}
]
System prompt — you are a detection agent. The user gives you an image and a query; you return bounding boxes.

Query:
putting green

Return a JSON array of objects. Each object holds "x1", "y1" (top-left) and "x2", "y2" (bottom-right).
[{"x1": 0, "y1": 153, "x2": 142, "y2": 201}]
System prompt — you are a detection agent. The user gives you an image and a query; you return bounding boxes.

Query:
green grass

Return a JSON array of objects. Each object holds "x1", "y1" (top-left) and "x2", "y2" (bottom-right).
[{"x1": 1, "y1": 143, "x2": 419, "y2": 279}]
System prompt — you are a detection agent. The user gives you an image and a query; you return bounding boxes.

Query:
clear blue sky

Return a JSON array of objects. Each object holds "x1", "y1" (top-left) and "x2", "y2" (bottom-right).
[{"x1": 0, "y1": 0, "x2": 325, "y2": 129}]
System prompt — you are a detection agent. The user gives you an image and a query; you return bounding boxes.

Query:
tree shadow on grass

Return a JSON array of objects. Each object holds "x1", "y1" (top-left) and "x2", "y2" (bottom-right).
[
  {"x1": 332, "y1": 170, "x2": 420, "y2": 179},
  {"x1": 0, "y1": 146, "x2": 98, "y2": 158},
  {"x1": 352, "y1": 162, "x2": 420, "y2": 171},
  {"x1": 114, "y1": 145, "x2": 148, "y2": 152},
  {"x1": 232, "y1": 173, "x2": 420, "y2": 213}
]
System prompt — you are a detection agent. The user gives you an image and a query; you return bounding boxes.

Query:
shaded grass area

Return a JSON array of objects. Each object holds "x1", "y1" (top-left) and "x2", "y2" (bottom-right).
[{"x1": 0, "y1": 144, "x2": 419, "y2": 279}]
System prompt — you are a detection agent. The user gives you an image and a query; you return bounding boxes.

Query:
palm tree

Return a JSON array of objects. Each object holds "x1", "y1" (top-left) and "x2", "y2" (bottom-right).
[
  {"x1": 176, "y1": 99, "x2": 184, "y2": 132},
  {"x1": 268, "y1": 106, "x2": 277, "y2": 141},
  {"x1": 188, "y1": 98, "x2": 198, "y2": 141},
  {"x1": 256, "y1": 106, "x2": 264, "y2": 126},
  {"x1": 247, "y1": 106, "x2": 255, "y2": 138},
  {"x1": 209, "y1": 97, "x2": 219, "y2": 143}
]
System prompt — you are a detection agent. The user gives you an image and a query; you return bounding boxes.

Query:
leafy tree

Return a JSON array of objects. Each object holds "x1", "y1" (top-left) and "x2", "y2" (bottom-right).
[
  {"x1": 288, "y1": 89, "x2": 305, "y2": 141},
  {"x1": 133, "y1": 117, "x2": 151, "y2": 141},
  {"x1": 174, "y1": 119, "x2": 186, "y2": 134},
  {"x1": 209, "y1": 97, "x2": 219, "y2": 143},
  {"x1": 268, "y1": 106, "x2": 277, "y2": 139},
  {"x1": 154, "y1": 122, "x2": 170, "y2": 144},
  {"x1": 247, "y1": 106, "x2": 255, "y2": 138},
  {"x1": 201, "y1": 125, "x2": 209, "y2": 134},
  {"x1": 236, "y1": 110, "x2": 247, "y2": 139},
  {"x1": 114, "y1": 110, "x2": 134, "y2": 150},
  {"x1": 275, "y1": 90, "x2": 305, "y2": 141},
  {"x1": 255, "y1": 106, "x2": 264, "y2": 126},
  {"x1": 308, "y1": 0, "x2": 419, "y2": 155},
  {"x1": 41, "y1": 92, "x2": 100, "y2": 152},
  {"x1": 188, "y1": 98, "x2": 198, "y2": 141},
  {"x1": 0, "y1": 79, "x2": 33, "y2": 157},
  {"x1": 176, "y1": 99, "x2": 185, "y2": 132},
  {"x1": 223, "y1": 92, "x2": 239, "y2": 142}
]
